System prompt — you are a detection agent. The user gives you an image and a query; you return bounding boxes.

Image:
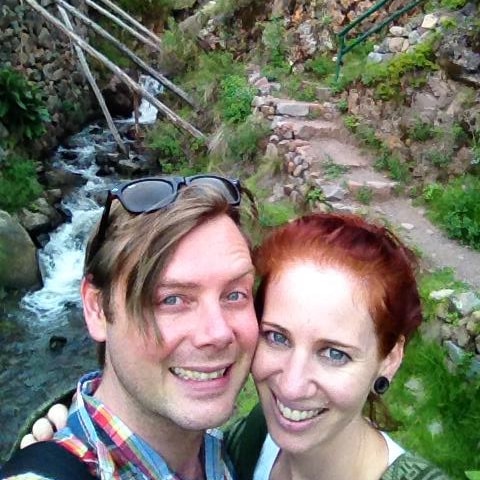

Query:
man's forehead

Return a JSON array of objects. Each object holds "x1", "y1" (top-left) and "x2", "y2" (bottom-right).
[{"x1": 161, "y1": 214, "x2": 253, "y2": 280}]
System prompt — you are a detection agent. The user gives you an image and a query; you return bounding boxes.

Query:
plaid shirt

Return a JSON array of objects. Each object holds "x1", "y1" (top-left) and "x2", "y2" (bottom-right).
[{"x1": 55, "y1": 371, "x2": 235, "y2": 480}]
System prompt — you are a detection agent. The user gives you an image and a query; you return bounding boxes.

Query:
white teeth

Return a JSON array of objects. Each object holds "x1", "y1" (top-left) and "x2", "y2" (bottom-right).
[
  {"x1": 171, "y1": 367, "x2": 226, "y2": 381},
  {"x1": 276, "y1": 399, "x2": 322, "y2": 422}
]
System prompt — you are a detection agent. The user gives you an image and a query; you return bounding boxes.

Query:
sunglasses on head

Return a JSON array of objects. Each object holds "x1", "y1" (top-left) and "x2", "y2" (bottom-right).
[{"x1": 87, "y1": 174, "x2": 243, "y2": 262}]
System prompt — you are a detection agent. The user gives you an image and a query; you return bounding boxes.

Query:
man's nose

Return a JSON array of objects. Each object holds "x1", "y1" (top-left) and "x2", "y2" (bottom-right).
[{"x1": 192, "y1": 302, "x2": 235, "y2": 349}]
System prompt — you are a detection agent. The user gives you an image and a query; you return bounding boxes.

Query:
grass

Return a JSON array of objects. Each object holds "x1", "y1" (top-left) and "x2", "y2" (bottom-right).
[
  {"x1": 356, "y1": 186, "x2": 373, "y2": 205},
  {"x1": 258, "y1": 200, "x2": 297, "y2": 228},
  {"x1": 386, "y1": 333, "x2": 480, "y2": 479},
  {"x1": 423, "y1": 176, "x2": 480, "y2": 250},
  {"x1": 322, "y1": 158, "x2": 349, "y2": 179}
]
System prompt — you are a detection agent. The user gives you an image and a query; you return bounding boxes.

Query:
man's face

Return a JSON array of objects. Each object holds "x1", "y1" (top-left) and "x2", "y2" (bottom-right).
[{"x1": 94, "y1": 214, "x2": 258, "y2": 434}]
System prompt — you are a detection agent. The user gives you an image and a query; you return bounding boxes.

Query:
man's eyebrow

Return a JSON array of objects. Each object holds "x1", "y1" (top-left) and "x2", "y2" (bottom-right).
[
  {"x1": 156, "y1": 281, "x2": 199, "y2": 290},
  {"x1": 158, "y1": 268, "x2": 256, "y2": 290},
  {"x1": 227, "y1": 267, "x2": 256, "y2": 283}
]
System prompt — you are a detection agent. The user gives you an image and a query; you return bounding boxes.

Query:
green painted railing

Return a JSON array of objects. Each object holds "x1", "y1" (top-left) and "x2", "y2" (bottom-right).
[{"x1": 335, "y1": 0, "x2": 426, "y2": 81}]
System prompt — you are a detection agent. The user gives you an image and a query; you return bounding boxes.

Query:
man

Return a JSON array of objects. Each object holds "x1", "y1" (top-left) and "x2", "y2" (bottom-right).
[{"x1": 1, "y1": 174, "x2": 259, "y2": 479}]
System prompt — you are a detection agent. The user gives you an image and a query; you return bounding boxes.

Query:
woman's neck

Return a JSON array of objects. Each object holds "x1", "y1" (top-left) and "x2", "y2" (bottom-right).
[{"x1": 271, "y1": 419, "x2": 389, "y2": 480}]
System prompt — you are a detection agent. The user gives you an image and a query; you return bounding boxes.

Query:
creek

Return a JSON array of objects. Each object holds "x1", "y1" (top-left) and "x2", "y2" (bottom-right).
[{"x1": 0, "y1": 76, "x2": 161, "y2": 463}]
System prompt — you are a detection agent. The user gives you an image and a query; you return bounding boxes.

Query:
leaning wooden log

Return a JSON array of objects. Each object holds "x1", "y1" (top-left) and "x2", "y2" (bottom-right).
[
  {"x1": 56, "y1": 0, "x2": 198, "y2": 110},
  {"x1": 57, "y1": 5, "x2": 128, "y2": 156},
  {"x1": 97, "y1": 0, "x2": 163, "y2": 48},
  {"x1": 24, "y1": 0, "x2": 206, "y2": 141},
  {"x1": 85, "y1": 0, "x2": 161, "y2": 53}
]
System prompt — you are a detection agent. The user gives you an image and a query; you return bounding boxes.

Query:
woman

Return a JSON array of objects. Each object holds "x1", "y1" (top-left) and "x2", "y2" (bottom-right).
[
  {"x1": 15, "y1": 213, "x2": 448, "y2": 479},
  {"x1": 226, "y1": 212, "x2": 448, "y2": 480}
]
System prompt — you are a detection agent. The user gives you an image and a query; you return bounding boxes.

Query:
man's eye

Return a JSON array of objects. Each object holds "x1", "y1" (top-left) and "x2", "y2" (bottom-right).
[
  {"x1": 162, "y1": 295, "x2": 181, "y2": 306},
  {"x1": 265, "y1": 331, "x2": 289, "y2": 347},
  {"x1": 226, "y1": 291, "x2": 246, "y2": 301}
]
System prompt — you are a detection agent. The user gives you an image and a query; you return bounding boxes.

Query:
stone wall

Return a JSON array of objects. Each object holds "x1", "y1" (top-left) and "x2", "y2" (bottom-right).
[{"x1": 0, "y1": 0, "x2": 97, "y2": 154}]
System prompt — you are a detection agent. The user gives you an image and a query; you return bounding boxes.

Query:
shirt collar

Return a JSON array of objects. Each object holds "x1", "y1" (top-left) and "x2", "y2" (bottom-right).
[{"x1": 67, "y1": 371, "x2": 233, "y2": 480}]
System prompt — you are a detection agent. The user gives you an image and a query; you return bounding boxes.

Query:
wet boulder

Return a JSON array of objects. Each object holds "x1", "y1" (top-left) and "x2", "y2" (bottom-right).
[
  {"x1": 102, "y1": 73, "x2": 138, "y2": 118},
  {"x1": 0, "y1": 210, "x2": 42, "y2": 290}
]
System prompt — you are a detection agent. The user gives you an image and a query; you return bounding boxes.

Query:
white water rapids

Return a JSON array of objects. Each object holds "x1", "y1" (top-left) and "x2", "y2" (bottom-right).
[{"x1": 20, "y1": 75, "x2": 162, "y2": 321}]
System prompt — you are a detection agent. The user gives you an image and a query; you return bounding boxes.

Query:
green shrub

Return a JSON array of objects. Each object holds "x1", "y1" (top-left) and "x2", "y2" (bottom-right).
[
  {"x1": 218, "y1": 75, "x2": 256, "y2": 124},
  {"x1": 147, "y1": 121, "x2": 207, "y2": 175},
  {"x1": 344, "y1": 114, "x2": 360, "y2": 131},
  {"x1": 374, "y1": 150, "x2": 411, "y2": 183},
  {"x1": 424, "y1": 149, "x2": 452, "y2": 167},
  {"x1": 305, "y1": 54, "x2": 336, "y2": 79},
  {"x1": 260, "y1": 18, "x2": 290, "y2": 79},
  {"x1": 93, "y1": 38, "x2": 133, "y2": 69},
  {"x1": 423, "y1": 175, "x2": 480, "y2": 250},
  {"x1": 323, "y1": 158, "x2": 349, "y2": 179},
  {"x1": 439, "y1": 0, "x2": 468, "y2": 9},
  {"x1": 182, "y1": 51, "x2": 242, "y2": 105},
  {"x1": 418, "y1": 268, "x2": 467, "y2": 321},
  {"x1": 360, "y1": 36, "x2": 438, "y2": 100},
  {"x1": 356, "y1": 186, "x2": 373, "y2": 205},
  {"x1": 259, "y1": 200, "x2": 297, "y2": 227},
  {"x1": 224, "y1": 116, "x2": 270, "y2": 164},
  {"x1": 147, "y1": 122, "x2": 186, "y2": 161},
  {"x1": 0, "y1": 156, "x2": 43, "y2": 212},
  {"x1": 408, "y1": 118, "x2": 436, "y2": 142},
  {"x1": 0, "y1": 68, "x2": 50, "y2": 146},
  {"x1": 329, "y1": 41, "x2": 375, "y2": 92},
  {"x1": 337, "y1": 99, "x2": 349, "y2": 113},
  {"x1": 160, "y1": 19, "x2": 200, "y2": 77},
  {"x1": 451, "y1": 122, "x2": 469, "y2": 147},
  {"x1": 281, "y1": 76, "x2": 318, "y2": 102},
  {"x1": 116, "y1": 0, "x2": 175, "y2": 18}
]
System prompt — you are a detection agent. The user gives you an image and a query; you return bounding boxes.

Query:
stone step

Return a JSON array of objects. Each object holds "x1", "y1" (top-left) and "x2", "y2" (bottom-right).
[
  {"x1": 346, "y1": 179, "x2": 398, "y2": 201},
  {"x1": 254, "y1": 96, "x2": 339, "y2": 121},
  {"x1": 272, "y1": 118, "x2": 342, "y2": 141},
  {"x1": 305, "y1": 138, "x2": 371, "y2": 167}
]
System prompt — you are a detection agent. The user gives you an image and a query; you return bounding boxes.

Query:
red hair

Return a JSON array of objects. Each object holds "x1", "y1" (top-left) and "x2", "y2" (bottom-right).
[{"x1": 254, "y1": 213, "x2": 422, "y2": 358}]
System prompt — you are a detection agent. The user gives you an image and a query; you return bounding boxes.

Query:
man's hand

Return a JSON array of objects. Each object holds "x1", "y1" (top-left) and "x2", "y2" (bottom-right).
[{"x1": 19, "y1": 404, "x2": 69, "y2": 448}]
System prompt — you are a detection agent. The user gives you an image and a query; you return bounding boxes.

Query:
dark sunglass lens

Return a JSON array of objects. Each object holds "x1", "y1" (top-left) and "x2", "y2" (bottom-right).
[
  {"x1": 190, "y1": 177, "x2": 240, "y2": 204},
  {"x1": 121, "y1": 180, "x2": 175, "y2": 213}
]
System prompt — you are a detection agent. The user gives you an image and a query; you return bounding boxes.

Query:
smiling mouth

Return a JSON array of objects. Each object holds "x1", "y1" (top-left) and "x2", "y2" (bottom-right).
[
  {"x1": 276, "y1": 398, "x2": 326, "y2": 422},
  {"x1": 170, "y1": 367, "x2": 227, "y2": 381}
]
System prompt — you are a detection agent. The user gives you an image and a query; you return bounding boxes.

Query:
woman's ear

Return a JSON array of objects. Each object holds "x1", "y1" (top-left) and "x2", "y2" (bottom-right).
[
  {"x1": 380, "y1": 335, "x2": 405, "y2": 381},
  {"x1": 81, "y1": 276, "x2": 107, "y2": 342}
]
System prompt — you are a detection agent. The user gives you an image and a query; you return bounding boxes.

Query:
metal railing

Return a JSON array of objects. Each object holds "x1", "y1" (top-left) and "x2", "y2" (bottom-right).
[{"x1": 335, "y1": 0, "x2": 426, "y2": 81}]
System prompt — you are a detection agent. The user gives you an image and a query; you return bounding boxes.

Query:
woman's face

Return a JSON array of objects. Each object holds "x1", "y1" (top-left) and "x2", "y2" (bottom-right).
[{"x1": 252, "y1": 261, "x2": 401, "y2": 454}]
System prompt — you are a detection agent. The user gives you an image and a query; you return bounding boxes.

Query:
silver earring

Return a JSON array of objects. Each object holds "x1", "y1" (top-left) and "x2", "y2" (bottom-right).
[{"x1": 373, "y1": 376, "x2": 390, "y2": 395}]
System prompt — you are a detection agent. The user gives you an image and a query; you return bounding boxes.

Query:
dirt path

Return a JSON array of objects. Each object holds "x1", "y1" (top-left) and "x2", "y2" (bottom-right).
[
  {"x1": 378, "y1": 198, "x2": 480, "y2": 289},
  {"x1": 291, "y1": 119, "x2": 480, "y2": 289}
]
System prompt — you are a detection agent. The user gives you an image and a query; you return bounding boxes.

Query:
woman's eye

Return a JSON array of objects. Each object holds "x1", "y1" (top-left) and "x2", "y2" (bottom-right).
[
  {"x1": 265, "y1": 331, "x2": 289, "y2": 347},
  {"x1": 321, "y1": 347, "x2": 349, "y2": 365}
]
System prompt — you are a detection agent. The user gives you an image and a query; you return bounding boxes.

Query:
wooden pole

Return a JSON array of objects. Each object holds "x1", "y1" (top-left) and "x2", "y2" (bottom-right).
[
  {"x1": 97, "y1": 0, "x2": 163, "y2": 47},
  {"x1": 56, "y1": 5, "x2": 128, "y2": 156},
  {"x1": 56, "y1": 0, "x2": 198, "y2": 109},
  {"x1": 85, "y1": 0, "x2": 161, "y2": 53},
  {"x1": 24, "y1": 0, "x2": 206, "y2": 140}
]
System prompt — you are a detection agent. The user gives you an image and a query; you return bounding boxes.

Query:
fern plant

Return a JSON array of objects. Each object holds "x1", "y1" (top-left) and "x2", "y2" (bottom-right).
[{"x1": 0, "y1": 68, "x2": 50, "y2": 146}]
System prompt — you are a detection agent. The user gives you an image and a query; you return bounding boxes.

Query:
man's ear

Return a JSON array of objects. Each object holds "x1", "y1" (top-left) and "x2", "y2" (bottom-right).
[
  {"x1": 81, "y1": 276, "x2": 107, "y2": 342},
  {"x1": 379, "y1": 335, "x2": 405, "y2": 380}
]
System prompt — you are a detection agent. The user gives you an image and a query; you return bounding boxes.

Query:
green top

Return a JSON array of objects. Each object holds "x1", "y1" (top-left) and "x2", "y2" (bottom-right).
[
  {"x1": 224, "y1": 404, "x2": 450, "y2": 480},
  {"x1": 383, "y1": 452, "x2": 450, "y2": 480}
]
